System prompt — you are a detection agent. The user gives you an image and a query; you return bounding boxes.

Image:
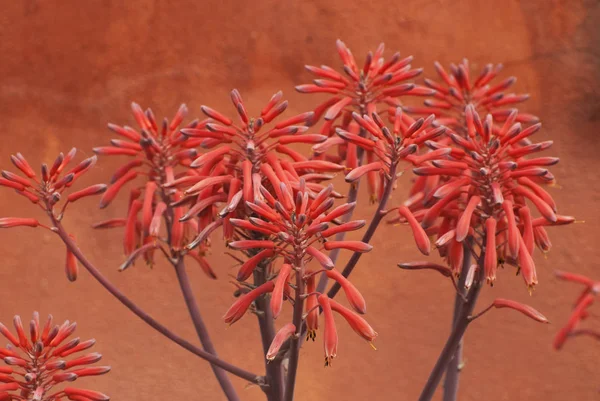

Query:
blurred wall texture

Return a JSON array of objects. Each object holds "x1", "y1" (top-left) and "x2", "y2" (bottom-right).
[{"x1": 0, "y1": 1, "x2": 598, "y2": 400}]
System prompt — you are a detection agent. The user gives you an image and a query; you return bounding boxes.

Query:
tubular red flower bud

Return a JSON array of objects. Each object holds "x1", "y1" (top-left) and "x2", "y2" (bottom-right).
[
  {"x1": 123, "y1": 200, "x2": 142, "y2": 255},
  {"x1": 492, "y1": 298, "x2": 549, "y2": 323},
  {"x1": 305, "y1": 275, "x2": 319, "y2": 341},
  {"x1": 271, "y1": 264, "x2": 292, "y2": 319},
  {"x1": 99, "y1": 170, "x2": 137, "y2": 209},
  {"x1": 321, "y1": 220, "x2": 365, "y2": 238},
  {"x1": 455, "y1": 196, "x2": 480, "y2": 242},
  {"x1": 141, "y1": 182, "x2": 157, "y2": 234},
  {"x1": 519, "y1": 206, "x2": 534, "y2": 255},
  {"x1": 484, "y1": 218, "x2": 498, "y2": 284},
  {"x1": 64, "y1": 388, "x2": 110, "y2": 401},
  {"x1": 237, "y1": 249, "x2": 275, "y2": 281},
  {"x1": 325, "y1": 269, "x2": 366, "y2": 314},
  {"x1": 292, "y1": 160, "x2": 345, "y2": 172},
  {"x1": 67, "y1": 184, "x2": 108, "y2": 203},
  {"x1": 318, "y1": 295, "x2": 338, "y2": 367},
  {"x1": 228, "y1": 240, "x2": 276, "y2": 251},
  {"x1": 319, "y1": 202, "x2": 356, "y2": 222},
  {"x1": 266, "y1": 323, "x2": 296, "y2": 361},
  {"x1": 502, "y1": 200, "x2": 520, "y2": 259},
  {"x1": 398, "y1": 206, "x2": 431, "y2": 255},
  {"x1": 518, "y1": 234, "x2": 538, "y2": 290},
  {"x1": 93, "y1": 146, "x2": 138, "y2": 156},
  {"x1": 554, "y1": 294, "x2": 594, "y2": 350},
  {"x1": 0, "y1": 218, "x2": 39, "y2": 229},
  {"x1": 330, "y1": 299, "x2": 377, "y2": 346},
  {"x1": 512, "y1": 185, "x2": 557, "y2": 223},
  {"x1": 224, "y1": 281, "x2": 275, "y2": 324},
  {"x1": 65, "y1": 236, "x2": 79, "y2": 282},
  {"x1": 398, "y1": 261, "x2": 452, "y2": 277},
  {"x1": 324, "y1": 241, "x2": 372, "y2": 253},
  {"x1": 345, "y1": 162, "x2": 382, "y2": 183},
  {"x1": 307, "y1": 246, "x2": 334, "y2": 270}
]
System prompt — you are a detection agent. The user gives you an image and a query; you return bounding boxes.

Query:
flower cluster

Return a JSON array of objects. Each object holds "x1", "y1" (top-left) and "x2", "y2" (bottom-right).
[
  {"x1": 181, "y1": 90, "x2": 345, "y2": 251},
  {"x1": 297, "y1": 40, "x2": 433, "y2": 166},
  {"x1": 402, "y1": 106, "x2": 573, "y2": 289},
  {"x1": 92, "y1": 103, "x2": 217, "y2": 272},
  {"x1": 0, "y1": 312, "x2": 109, "y2": 401},
  {"x1": 222, "y1": 181, "x2": 377, "y2": 365},
  {"x1": 554, "y1": 271, "x2": 600, "y2": 350},
  {"x1": 0, "y1": 150, "x2": 105, "y2": 281},
  {"x1": 404, "y1": 59, "x2": 539, "y2": 132}
]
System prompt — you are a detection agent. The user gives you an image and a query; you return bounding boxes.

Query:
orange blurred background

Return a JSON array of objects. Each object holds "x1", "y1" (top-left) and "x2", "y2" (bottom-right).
[{"x1": 0, "y1": 1, "x2": 598, "y2": 400}]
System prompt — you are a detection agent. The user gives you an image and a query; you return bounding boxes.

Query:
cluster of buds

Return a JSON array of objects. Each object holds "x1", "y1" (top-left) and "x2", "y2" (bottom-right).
[
  {"x1": 554, "y1": 271, "x2": 600, "y2": 350},
  {"x1": 401, "y1": 106, "x2": 573, "y2": 290},
  {"x1": 0, "y1": 312, "x2": 109, "y2": 401},
  {"x1": 92, "y1": 103, "x2": 218, "y2": 273},
  {"x1": 184, "y1": 89, "x2": 346, "y2": 246},
  {"x1": 222, "y1": 181, "x2": 377, "y2": 366},
  {"x1": 337, "y1": 106, "x2": 446, "y2": 209},
  {"x1": 404, "y1": 59, "x2": 539, "y2": 131},
  {"x1": 0, "y1": 150, "x2": 105, "y2": 281},
  {"x1": 297, "y1": 41, "x2": 433, "y2": 168}
]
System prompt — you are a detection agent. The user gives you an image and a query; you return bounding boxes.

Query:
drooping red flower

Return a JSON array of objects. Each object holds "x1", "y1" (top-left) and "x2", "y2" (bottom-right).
[
  {"x1": 404, "y1": 107, "x2": 573, "y2": 290},
  {"x1": 0, "y1": 150, "x2": 104, "y2": 281},
  {"x1": 404, "y1": 59, "x2": 539, "y2": 132},
  {"x1": 0, "y1": 312, "x2": 110, "y2": 401},
  {"x1": 554, "y1": 271, "x2": 600, "y2": 350}
]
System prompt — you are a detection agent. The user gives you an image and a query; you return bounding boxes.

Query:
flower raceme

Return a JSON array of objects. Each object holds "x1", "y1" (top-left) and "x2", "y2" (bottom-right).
[
  {"x1": 223, "y1": 181, "x2": 377, "y2": 365},
  {"x1": 92, "y1": 103, "x2": 219, "y2": 277},
  {"x1": 0, "y1": 312, "x2": 110, "y2": 401},
  {"x1": 337, "y1": 107, "x2": 446, "y2": 205},
  {"x1": 297, "y1": 40, "x2": 434, "y2": 166},
  {"x1": 404, "y1": 107, "x2": 573, "y2": 289},
  {"x1": 404, "y1": 59, "x2": 539, "y2": 132},
  {"x1": 0, "y1": 150, "x2": 104, "y2": 281},
  {"x1": 178, "y1": 89, "x2": 346, "y2": 246}
]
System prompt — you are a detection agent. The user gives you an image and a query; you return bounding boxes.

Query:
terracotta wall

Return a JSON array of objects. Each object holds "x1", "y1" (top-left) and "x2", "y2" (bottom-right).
[{"x1": 0, "y1": 1, "x2": 598, "y2": 400}]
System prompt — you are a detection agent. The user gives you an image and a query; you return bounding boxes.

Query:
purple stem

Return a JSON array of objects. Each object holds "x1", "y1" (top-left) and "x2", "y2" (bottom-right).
[
  {"x1": 442, "y1": 243, "x2": 472, "y2": 401},
  {"x1": 283, "y1": 258, "x2": 306, "y2": 401},
  {"x1": 327, "y1": 161, "x2": 398, "y2": 299},
  {"x1": 174, "y1": 257, "x2": 241, "y2": 401},
  {"x1": 50, "y1": 216, "x2": 262, "y2": 386},
  {"x1": 418, "y1": 247, "x2": 484, "y2": 401}
]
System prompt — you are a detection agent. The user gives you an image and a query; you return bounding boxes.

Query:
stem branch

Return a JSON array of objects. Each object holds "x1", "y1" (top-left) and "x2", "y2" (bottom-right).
[
  {"x1": 51, "y1": 217, "x2": 262, "y2": 386},
  {"x1": 174, "y1": 257, "x2": 241, "y2": 401}
]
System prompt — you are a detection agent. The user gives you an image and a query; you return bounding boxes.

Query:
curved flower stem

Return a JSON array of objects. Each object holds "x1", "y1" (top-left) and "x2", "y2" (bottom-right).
[
  {"x1": 253, "y1": 260, "x2": 284, "y2": 401},
  {"x1": 442, "y1": 243, "x2": 472, "y2": 401},
  {"x1": 327, "y1": 162, "x2": 398, "y2": 299},
  {"x1": 283, "y1": 258, "x2": 306, "y2": 401},
  {"x1": 50, "y1": 217, "x2": 263, "y2": 386},
  {"x1": 174, "y1": 257, "x2": 241, "y2": 401},
  {"x1": 418, "y1": 247, "x2": 484, "y2": 401},
  {"x1": 316, "y1": 127, "x2": 368, "y2": 294}
]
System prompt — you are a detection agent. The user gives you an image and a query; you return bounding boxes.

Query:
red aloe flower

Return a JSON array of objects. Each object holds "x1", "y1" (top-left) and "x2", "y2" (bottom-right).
[
  {"x1": 554, "y1": 271, "x2": 600, "y2": 350},
  {"x1": 337, "y1": 108, "x2": 446, "y2": 203},
  {"x1": 404, "y1": 108, "x2": 572, "y2": 290},
  {"x1": 297, "y1": 40, "x2": 433, "y2": 171},
  {"x1": 405, "y1": 59, "x2": 539, "y2": 131},
  {"x1": 225, "y1": 180, "x2": 376, "y2": 365},
  {"x1": 181, "y1": 90, "x2": 344, "y2": 253},
  {"x1": 0, "y1": 312, "x2": 110, "y2": 401},
  {"x1": 93, "y1": 103, "x2": 216, "y2": 275},
  {"x1": 0, "y1": 150, "x2": 105, "y2": 281}
]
